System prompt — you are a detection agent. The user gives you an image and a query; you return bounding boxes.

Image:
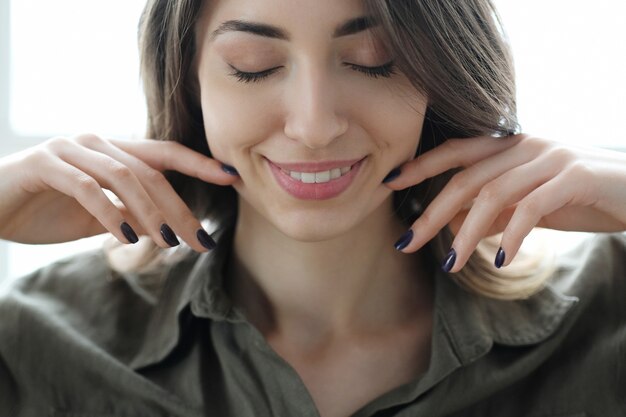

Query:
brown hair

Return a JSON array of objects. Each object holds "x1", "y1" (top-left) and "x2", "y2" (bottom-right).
[{"x1": 109, "y1": 0, "x2": 552, "y2": 299}]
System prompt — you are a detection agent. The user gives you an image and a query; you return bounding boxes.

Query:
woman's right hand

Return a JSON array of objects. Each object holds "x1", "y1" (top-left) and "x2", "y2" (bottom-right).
[{"x1": 0, "y1": 134, "x2": 239, "y2": 252}]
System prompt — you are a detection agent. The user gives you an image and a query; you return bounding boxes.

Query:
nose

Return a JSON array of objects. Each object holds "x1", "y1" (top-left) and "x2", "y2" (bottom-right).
[{"x1": 283, "y1": 64, "x2": 349, "y2": 149}]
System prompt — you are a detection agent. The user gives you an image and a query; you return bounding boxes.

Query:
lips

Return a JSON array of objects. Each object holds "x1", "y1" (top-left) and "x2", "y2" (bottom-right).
[{"x1": 266, "y1": 157, "x2": 365, "y2": 200}]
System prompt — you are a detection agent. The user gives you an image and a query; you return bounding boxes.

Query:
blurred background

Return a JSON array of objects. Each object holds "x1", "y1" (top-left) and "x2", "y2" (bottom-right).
[{"x1": 0, "y1": 0, "x2": 624, "y2": 286}]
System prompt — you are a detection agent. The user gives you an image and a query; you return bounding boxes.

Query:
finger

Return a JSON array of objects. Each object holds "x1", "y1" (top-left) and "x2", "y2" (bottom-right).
[
  {"x1": 73, "y1": 136, "x2": 216, "y2": 252},
  {"x1": 385, "y1": 134, "x2": 525, "y2": 190},
  {"x1": 39, "y1": 156, "x2": 140, "y2": 245},
  {"x1": 105, "y1": 137, "x2": 239, "y2": 186},
  {"x1": 499, "y1": 171, "x2": 576, "y2": 267},
  {"x1": 395, "y1": 139, "x2": 543, "y2": 254},
  {"x1": 447, "y1": 155, "x2": 561, "y2": 272},
  {"x1": 51, "y1": 139, "x2": 180, "y2": 249},
  {"x1": 449, "y1": 207, "x2": 518, "y2": 237}
]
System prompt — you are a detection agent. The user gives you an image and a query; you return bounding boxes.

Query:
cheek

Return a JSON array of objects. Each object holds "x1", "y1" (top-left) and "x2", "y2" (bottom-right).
[
  {"x1": 359, "y1": 86, "x2": 427, "y2": 159},
  {"x1": 199, "y1": 82, "x2": 278, "y2": 160}
]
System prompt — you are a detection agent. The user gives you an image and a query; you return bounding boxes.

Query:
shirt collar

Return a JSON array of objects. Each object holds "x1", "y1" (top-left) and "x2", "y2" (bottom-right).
[
  {"x1": 128, "y1": 230, "x2": 579, "y2": 371},
  {"x1": 128, "y1": 224, "x2": 242, "y2": 370},
  {"x1": 435, "y1": 268, "x2": 579, "y2": 366}
]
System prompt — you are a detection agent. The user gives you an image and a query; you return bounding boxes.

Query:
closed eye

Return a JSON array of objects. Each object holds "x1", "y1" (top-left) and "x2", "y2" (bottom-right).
[{"x1": 229, "y1": 61, "x2": 396, "y2": 84}]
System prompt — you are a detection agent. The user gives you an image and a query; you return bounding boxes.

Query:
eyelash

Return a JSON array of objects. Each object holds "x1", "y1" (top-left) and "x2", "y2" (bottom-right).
[{"x1": 229, "y1": 61, "x2": 397, "y2": 84}]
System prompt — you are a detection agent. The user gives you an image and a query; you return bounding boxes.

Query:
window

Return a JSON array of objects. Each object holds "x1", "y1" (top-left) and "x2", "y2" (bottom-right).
[
  {"x1": 8, "y1": 0, "x2": 147, "y2": 139},
  {"x1": 0, "y1": 0, "x2": 624, "y2": 284},
  {"x1": 496, "y1": 0, "x2": 626, "y2": 148}
]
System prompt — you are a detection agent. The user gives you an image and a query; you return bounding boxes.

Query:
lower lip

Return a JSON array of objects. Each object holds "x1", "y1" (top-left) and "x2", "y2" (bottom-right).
[{"x1": 268, "y1": 159, "x2": 364, "y2": 200}]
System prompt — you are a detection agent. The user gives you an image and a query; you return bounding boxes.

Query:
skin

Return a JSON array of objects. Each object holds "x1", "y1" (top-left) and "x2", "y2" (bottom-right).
[
  {"x1": 0, "y1": 1, "x2": 626, "y2": 415},
  {"x1": 194, "y1": 1, "x2": 433, "y2": 414}
]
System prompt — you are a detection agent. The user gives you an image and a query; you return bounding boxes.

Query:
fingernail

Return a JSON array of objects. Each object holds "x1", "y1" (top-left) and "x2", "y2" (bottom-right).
[
  {"x1": 442, "y1": 248, "x2": 457, "y2": 273},
  {"x1": 382, "y1": 168, "x2": 402, "y2": 184},
  {"x1": 394, "y1": 229, "x2": 414, "y2": 251},
  {"x1": 221, "y1": 163, "x2": 239, "y2": 176},
  {"x1": 160, "y1": 223, "x2": 180, "y2": 247},
  {"x1": 120, "y1": 221, "x2": 138, "y2": 244},
  {"x1": 197, "y1": 228, "x2": 217, "y2": 251},
  {"x1": 494, "y1": 247, "x2": 506, "y2": 268}
]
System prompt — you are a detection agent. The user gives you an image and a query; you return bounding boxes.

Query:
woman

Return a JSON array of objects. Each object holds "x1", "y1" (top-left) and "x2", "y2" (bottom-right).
[{"x1": 0, "y1": 0, "x2": 625, "y2": 416}]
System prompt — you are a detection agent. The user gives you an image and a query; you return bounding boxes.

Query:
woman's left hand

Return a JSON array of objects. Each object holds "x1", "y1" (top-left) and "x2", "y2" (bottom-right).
[{"x1": 384, "y1": 134, "x2": 626, "y2": 272}]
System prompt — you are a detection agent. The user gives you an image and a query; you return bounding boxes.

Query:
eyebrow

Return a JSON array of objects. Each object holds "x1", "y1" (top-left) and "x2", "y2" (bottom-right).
[{"x1": 210, "y1": 16, "x2": 378, "y2": 42}]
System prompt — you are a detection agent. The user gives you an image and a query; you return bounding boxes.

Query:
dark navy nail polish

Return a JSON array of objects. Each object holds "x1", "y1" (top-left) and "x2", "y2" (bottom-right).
[
  {"x1": 197, "y1": 229, "x2": 217, "y2": 251},
  {"x1": 394, "y1": 229, "x2": 414, "y2": 251},
  {"x1": 383, "y1": 168, "x2": 402, "y2": 184},
  {"x1": 221, "y1": 163, "x2": 239, "y2": 176},
  {"x1": 160, "y1": 224, "x2": 180, "y2": 247},
  {"x1": 495, "y1": 247, "x2": 506, "y2": 269},
  {"x1": 120, "y1": 222, "x2": 138, "y2": 244},
  {"x1": 442, "y1": 248, "x2": 457, "y2": 273}
]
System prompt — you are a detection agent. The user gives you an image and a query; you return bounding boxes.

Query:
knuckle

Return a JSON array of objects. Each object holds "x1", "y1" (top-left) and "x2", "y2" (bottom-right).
[
  {"x1": 74, "y1": 175, "x2": 101, "y2": 197},
  {"x1": 25, "y1": 148, "x2": 52, "y2": 165},
  {"x1": 143, "y1": 167, "x2": 167, "y2": 186},
  {"x1": 565, "y1": 160, "x2": 594, "y2": 180},
  {"x1": 43, "y1": 136, "x2": 73, "y2": 153},
  {"x1": 445, "y1": 139, "x2": 472, "y2": 166},
  {"x1": 447, "y1": 171, "x2": 470, "y2": 192},
  {"x1": 73, "y1": 133, "x2": 104, "y2": 148},
  {"x1": 545, "y1": 146, "x2": 576, "y2": 164},
  {"x1": 521, "y1": 136, "x2": 551, "y2": 156},
  {"x1": 444, "y1": 138, "x2": 463, "y2": 152},
  {"x1": 416, "y1": 209, "x2": 435, "y2": 228},
  {"x1": 517, "y1": 198, "x2": 539, "y2": 217},
  {"x1": 476, "y1": 182, "x2": 502, "y2": 204},
  {"x1": 108, "y1": 162, "x2": 135, "y2": 182}
]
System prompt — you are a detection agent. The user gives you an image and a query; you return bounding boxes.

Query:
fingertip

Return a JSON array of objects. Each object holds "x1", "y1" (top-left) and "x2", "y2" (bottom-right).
[
  {"x1": 394, "y1": 229, "x2": 414, "y2": 252},
  {"x1": 441, "y1": 248, "x2": 457, "y2": 273},
  {"x1": 120, "y1": 221, "x2": 139, "y2": 244},
  {"x1": 383, "y1": 167, "x2": 402, "y2": 184},
  {"x1": 494, "y1": 246, "x2": 506, "y2": 268},
  {"x1": 221, "y1": 163, "x2": 239, "y2": 176},
  {"x1": 197, "y1": 228, "x2": 217, "y2": 251}
]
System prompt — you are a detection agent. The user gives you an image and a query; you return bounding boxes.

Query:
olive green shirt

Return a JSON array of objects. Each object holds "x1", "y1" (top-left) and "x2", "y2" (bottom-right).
[{"x1": 1, "y1": 229, "x2": 625, "y2": 416}]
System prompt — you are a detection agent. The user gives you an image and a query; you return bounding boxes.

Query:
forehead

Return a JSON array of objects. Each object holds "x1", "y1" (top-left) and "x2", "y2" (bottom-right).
[{"x1": 197, "y1": 0, "x2": 371, "y2": 43}]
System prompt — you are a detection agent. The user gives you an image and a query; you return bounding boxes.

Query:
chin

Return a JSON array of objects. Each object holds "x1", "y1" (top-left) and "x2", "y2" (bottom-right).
[
  {"x1": 235, "y1": 178, "x2": 393, "y2": 242},
  {"x1": 267, "y1": 208, "x2": 360, "y2": 242}
]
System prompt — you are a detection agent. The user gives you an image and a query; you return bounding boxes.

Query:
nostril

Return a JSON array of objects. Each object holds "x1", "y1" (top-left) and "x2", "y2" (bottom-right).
[{"x1": 283, "y1": 107, "x2": 349, "y2": 148}]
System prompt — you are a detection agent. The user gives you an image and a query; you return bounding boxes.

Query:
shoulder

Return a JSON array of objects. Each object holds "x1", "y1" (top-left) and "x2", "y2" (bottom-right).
[
  {"x1": 545, "y1": 232, "x2": 626, "y2": 356},
  {"x1": 550, "y1": 232, "x2": 626, "y2": 299},
  {"x1": 0, "y1": 249, "x2": 165, "y2": 326},
  {"x1": 0, "y1": 249, "x2": 171, "y2": 370}
]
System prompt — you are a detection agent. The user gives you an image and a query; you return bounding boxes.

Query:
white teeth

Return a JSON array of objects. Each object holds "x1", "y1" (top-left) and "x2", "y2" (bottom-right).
[
  {"x1": 283, "y1": 165, "x2": 353, "y2": 184},
  {"x1": 301, "y1": 173, "x2": 317, "y2": 184},
  {"x1": 315, "y1": 171, "x2": 331, "y2": 183}
]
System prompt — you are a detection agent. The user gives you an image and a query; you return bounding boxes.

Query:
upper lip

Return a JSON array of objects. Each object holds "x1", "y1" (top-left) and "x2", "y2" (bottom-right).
[{"x1": 266, "y1": 157, "x2": 365, "y2": 172}]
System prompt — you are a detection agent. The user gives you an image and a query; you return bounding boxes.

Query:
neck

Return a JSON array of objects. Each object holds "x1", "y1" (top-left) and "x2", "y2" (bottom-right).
[{"x1": 228, "y1": 196, "x2": 430, "y2": 350}]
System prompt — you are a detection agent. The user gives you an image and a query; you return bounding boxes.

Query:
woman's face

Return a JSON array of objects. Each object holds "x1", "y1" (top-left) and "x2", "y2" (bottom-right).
[{"x1": 195, "y1": 0, "x2": 427, "y2": 241}]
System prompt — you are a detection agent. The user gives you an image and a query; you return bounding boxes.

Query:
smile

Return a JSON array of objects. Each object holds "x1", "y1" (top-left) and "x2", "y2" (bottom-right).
[
  {"x1": 266, "y1": 158, "x2": 365, "y2": 200},
  {"x1": 280, "y1": 166, "x2": 353, "y2": 184}
]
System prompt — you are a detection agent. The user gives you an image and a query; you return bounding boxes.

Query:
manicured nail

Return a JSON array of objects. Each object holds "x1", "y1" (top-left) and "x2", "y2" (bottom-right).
[
  {"x1": 442, "y1": 248, "x2": 457, "y2": 273},
  {"x1": 120, "y1": 221, "x2": 138, "y2": 244},
  {"x1": 221, "y1": 163, "x2": 239, "y2": 176},
  {"x1": 197, "y1": 228, "x2": 217, "y2": 251},
  {"x1": 383, "y1": 168, "x2": 402, "y2": 183},
  {"x1": 160, "y1": 223, "x2": 180, "y2": 247},
  {"x1": 495, "y1": 247, "x2": 506, "y2": 268},
  {"x1": 394, "y1": 229, "x2": 414, "y2": 251}
]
